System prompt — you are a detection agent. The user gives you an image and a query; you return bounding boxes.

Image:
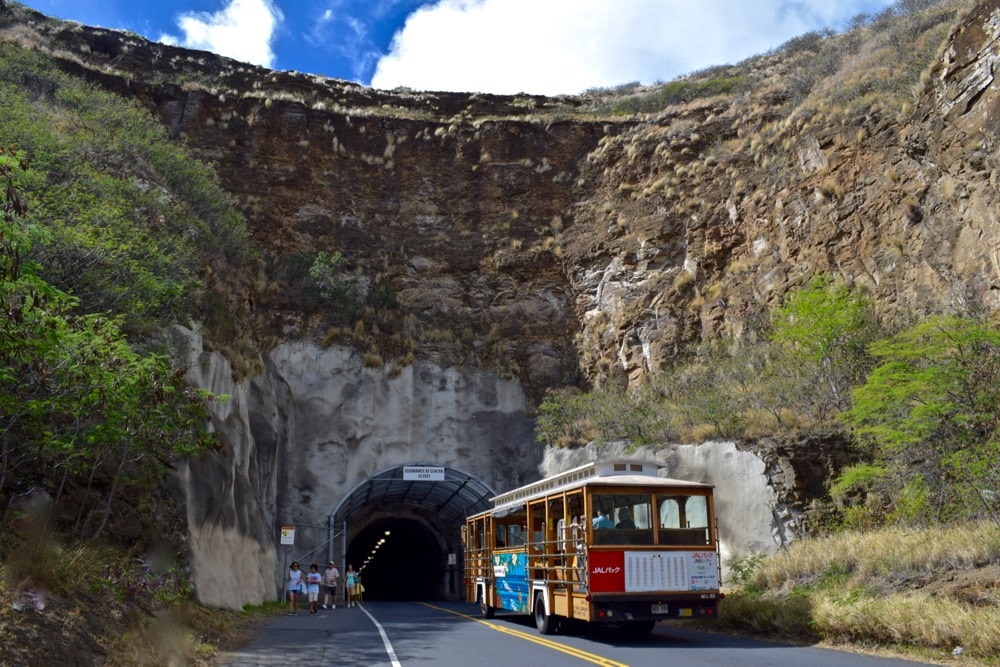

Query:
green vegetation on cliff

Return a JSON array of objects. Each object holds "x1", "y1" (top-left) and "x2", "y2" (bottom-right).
[
  {"x1": 0, "y1": 37, "x2": 256, "y2": 664},
  {"x1": 0, "y1": 42, "x2": 252, "y2": 338},
  {"x1": 538, "y1": 275, "x2": 1000, "y2": 528}
]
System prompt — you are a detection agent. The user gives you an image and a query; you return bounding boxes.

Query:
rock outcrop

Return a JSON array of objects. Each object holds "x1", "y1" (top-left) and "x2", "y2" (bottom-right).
[{"x1": 4, "y1": 0, "x2": 1000, "y2": 607}]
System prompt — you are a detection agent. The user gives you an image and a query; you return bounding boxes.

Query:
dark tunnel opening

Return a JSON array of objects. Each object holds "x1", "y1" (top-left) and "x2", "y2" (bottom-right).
[{"x1": 346, "y1": 517, "x2": 447, "y2": 601}]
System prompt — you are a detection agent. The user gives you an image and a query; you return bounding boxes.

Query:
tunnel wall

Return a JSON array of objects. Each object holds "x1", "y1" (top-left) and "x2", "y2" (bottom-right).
[{"x1": 173, "y1": 326, "x2": 539, "y2": 609}]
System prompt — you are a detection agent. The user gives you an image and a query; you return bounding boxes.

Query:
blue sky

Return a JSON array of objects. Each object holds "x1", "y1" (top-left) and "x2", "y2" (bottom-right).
[{"x1": 19, "y1": 0, "x2": 898, "y2": 95}]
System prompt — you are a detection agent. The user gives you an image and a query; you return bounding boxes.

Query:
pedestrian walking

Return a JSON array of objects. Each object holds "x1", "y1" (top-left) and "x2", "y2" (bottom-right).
[
  {"x1": 322, "y1": 561, "x2": 340, "y2": 609},
  {"x1": 286, "y1": 562, "x2": 302, "y2": 615},
  {"x1": 345, "y1": 564, "x2": 358, "y2": 607},
  {"x1": 306, "y1": 564, "x2": 322, "y2": 614}
]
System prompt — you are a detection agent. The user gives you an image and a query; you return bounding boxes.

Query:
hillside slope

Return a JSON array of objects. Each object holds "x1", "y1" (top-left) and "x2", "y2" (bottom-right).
[{"x1": 1, "y1": 1, "x2": 995, "y2": 398}]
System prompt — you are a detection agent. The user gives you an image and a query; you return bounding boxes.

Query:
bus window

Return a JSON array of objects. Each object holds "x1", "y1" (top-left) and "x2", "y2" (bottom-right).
[
  {"x1": 591, "y1": 493, "x2": 654, "y2": 545},
  {"x1": 567, "y1": 492, "x2": 585, "y2": 550},
  {"x1": 657, "y1": 493, "x2": 710, "y2": 545}
]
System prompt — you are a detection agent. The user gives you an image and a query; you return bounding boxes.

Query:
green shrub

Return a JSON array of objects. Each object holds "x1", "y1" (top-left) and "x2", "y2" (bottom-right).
[{"x1": 0, "y1": 42, "x2": 252, "y2": 337}]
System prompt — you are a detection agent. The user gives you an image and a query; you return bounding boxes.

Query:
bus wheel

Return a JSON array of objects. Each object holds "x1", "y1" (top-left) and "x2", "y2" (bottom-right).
[
  {"x1": 533, "y1": 593, "x2": 556, "y2": 635},
  {"x1": 621, "y1": 620, "x2": 656, "y2": 637},
  {"x1": 479, "y1": 590, "x2": 495, "y2": 618}
]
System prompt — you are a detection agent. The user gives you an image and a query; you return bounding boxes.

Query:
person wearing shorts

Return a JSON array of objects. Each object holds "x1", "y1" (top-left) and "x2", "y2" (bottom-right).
[
  {"x1": 322, "y1": 561, "x2": 340, "y2": 609},
  {"x1": 306, "y1": 564, "x2": 322, "y2": 614},
  {"x1": 345, "y1": 564, "x2": 357, "y2": 607},
  {"x1": 286, "y1": 562, "x2": 302, "y2": 615}
]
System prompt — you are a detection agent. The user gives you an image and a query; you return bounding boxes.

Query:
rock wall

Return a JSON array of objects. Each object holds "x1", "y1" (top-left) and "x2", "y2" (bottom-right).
[
  {"x1": 8, "y1": 0, "x2": 1000, "y2": 609},
  {"x1": 171, "y1": 326, "x2": 538, "y2": 608}
]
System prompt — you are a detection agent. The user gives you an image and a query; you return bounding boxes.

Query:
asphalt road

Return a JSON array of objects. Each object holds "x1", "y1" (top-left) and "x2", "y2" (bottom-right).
[{"x1": 220, "y1": 600, "x2": 937, "y2": 667}]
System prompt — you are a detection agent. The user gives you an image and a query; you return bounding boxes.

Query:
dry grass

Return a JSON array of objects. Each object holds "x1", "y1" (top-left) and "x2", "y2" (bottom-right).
[
  {"x1": 753, "y1": 523, "x2": 1000, "y2": 588},
  {"x1": 0, "y1": 525, "x2": 283, "y2": 665},
  {"x1": 812, "y1": 593, "x2": 1000, "y2": 657},
  {"x1": 719, "y1": 523, "x2": 1000, "y2": 664}
]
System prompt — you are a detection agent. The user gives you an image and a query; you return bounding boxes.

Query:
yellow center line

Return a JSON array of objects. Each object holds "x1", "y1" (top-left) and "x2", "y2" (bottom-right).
[{"x1": 419, "y1": 602, "x2": 630, "y2": 667}]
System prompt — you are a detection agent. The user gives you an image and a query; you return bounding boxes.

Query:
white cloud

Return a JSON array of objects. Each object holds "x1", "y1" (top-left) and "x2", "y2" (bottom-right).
[
  {"x1": 370, "y1": 0, "x2": 894, "y2": 95},
  {"x1": 159, "y1": 0, "x2": 283, "y2": 68}
]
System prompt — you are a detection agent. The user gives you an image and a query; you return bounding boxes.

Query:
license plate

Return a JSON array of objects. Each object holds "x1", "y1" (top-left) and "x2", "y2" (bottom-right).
[
  {"x1": 679, "y1": 608, "x2": 693, "y2": 617},
  {"x1": 651, "y1": 604, "x2": 669, "y2": 614}
]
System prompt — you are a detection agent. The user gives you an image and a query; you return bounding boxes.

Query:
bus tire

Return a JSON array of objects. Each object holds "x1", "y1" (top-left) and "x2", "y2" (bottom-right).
[
  {"x1": 533, "y1": 593, "x2": 556, "y2": 635},
  {"x1": 479, "y1": 589, "x2": 495, "y2": 618}
]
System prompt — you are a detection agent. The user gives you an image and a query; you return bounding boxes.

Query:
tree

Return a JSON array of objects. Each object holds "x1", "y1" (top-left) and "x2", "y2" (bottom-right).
[
  {"x1": 0, "y1": 148, "x2": 217, "y2": 539},
  {"x1": 842, "y1": 315, "x2": 1000, "y2": 526},
  {"x1": 771, "y1": 274, "x2": 876, "y2": 417}
]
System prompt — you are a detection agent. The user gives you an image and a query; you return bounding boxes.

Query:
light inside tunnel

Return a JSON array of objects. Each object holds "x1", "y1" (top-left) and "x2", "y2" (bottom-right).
[{"x1": 347, "y1": 517, "x2": 445, "y2": 600}]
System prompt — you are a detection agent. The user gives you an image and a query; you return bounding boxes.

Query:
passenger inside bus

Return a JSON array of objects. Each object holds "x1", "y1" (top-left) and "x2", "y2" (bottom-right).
[
  {"x1": 615, "y1": 508, "x2": 636, "y2": 529},
  {"x1": 592, "y1": 509, "x2": 613, "y2": 529}
]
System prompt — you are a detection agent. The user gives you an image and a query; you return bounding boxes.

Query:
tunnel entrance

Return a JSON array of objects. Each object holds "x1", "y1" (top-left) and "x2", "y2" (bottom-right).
[
  {"x1": 329, "y1": 464, "x2": 494, "y2": 602},
  {"x1": 347, "y1": 517, "x2": 443, "y2": 600}
]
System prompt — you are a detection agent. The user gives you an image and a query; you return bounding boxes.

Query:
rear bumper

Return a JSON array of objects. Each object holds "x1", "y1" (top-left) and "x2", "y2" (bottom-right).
[{"x1": 589, "y1": 594, "x2": 719, "y2": 622}]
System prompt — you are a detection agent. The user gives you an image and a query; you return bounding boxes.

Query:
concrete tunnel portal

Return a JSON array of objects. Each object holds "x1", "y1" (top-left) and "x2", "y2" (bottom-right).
[{"x1": 328, "y1": 464, "x2": 495, "y2": 601}]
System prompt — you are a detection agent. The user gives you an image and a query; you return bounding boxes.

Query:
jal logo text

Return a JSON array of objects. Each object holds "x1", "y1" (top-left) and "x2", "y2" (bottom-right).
[{"x1": 592, "y1": 566, "x2": 621, "y2": 574}]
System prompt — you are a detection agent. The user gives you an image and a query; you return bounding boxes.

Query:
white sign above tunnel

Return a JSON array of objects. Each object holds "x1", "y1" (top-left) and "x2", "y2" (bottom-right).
[{"x1": 403, "y1": 466, "x2": 445, "y2": 481}]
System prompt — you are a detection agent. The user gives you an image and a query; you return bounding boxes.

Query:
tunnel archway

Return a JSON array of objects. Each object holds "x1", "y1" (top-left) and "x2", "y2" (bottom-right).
[{"x1": 329, "y1": 464, "x2": 494, "y2": 601}]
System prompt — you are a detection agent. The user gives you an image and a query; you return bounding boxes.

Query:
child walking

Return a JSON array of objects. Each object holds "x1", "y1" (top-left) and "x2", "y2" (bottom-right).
[{"x1": 306, "y1": 563, "x2": 322, "y2": 614}]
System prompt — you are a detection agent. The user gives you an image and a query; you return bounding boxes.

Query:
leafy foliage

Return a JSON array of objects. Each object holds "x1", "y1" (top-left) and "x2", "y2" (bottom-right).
[
  {"x1": 842, "y1": 315, "x2": 1000, "y2": 525},
  {"x1": 0, "y1": 42, "x2": 251, "y2": 337},
  {"x1": 308, "y1": 251, "x2": 356, "y2": 304},
  {"x1": 770, "y1": 274, "x2": 876, "y2": 414},
  {"x1": 0, "y1": 148, "x2": 217, "y2": 542}
]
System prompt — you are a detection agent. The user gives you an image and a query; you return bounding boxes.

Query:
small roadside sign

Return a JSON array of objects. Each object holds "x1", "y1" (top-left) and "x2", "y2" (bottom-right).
[{"x1": 280, "y1": 525, "x2": 295, "y2": 545}]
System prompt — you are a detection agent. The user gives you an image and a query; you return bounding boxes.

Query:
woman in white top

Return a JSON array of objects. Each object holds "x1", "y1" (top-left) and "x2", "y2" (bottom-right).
[{"x1": 286, "y1": 561, "x2": 303, "y2": 615}]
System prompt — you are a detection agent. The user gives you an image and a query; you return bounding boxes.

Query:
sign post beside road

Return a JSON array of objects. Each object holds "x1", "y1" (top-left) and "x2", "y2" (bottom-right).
[{"x1": 280, "y1": 526, "x2": 295, "y2": 603}]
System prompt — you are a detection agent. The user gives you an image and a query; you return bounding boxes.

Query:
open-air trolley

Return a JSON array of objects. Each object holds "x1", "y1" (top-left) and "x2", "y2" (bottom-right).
[{"x1": 464, "y1": 459, "x2": 721, "y2": 635}]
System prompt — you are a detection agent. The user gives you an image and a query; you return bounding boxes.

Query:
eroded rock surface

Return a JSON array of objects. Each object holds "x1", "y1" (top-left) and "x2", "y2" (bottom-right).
[{"x1": 173, "y1": 326, "x2": 536, "y2": 607}]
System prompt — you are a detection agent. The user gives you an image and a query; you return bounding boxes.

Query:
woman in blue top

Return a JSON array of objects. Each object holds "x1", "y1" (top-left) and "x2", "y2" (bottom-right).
[{"x1": 345, "y1": 564, "x2": 358, "y2": 607}]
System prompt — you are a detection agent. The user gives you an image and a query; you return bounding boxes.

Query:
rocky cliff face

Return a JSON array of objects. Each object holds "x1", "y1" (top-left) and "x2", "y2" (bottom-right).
[
  {"x1": 8, "y1": 1, "x2": 999, "y2": 391},
  {"x1": 4, "y1": 0, "x2": 1000, "y2": 608}
]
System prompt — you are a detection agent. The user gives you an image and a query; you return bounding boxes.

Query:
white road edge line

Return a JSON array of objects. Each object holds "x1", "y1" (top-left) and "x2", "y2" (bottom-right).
[{"x1": 359, "y1": 604, "x2": 402, "y2": 667}]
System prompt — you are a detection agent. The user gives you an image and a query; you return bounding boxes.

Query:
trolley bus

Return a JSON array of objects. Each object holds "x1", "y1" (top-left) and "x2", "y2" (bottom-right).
[{"x1": 464, "y1": 459, "x2": 721, "y2": 635}]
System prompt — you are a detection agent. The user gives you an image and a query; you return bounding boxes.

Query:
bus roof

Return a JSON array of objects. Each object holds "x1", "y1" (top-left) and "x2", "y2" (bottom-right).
[{"x1": 487, "y1": 459, "x2": 713, "y2": 515}]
